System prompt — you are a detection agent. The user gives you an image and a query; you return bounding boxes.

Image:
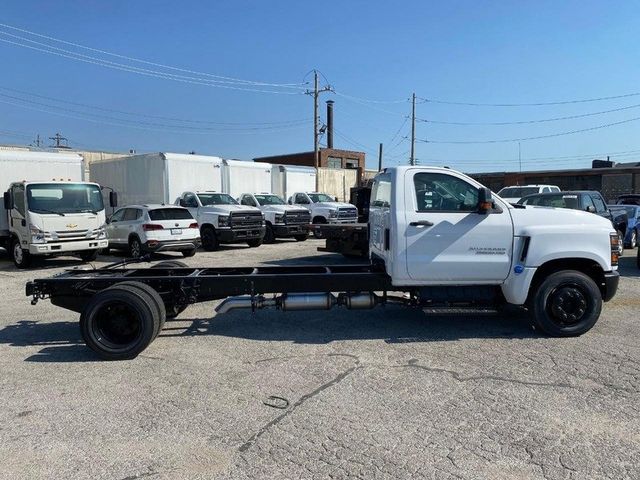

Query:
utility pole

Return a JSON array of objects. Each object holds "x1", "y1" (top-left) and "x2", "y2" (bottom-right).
[
  {"x1": 305, "y1": 70, "x2": 332, "y2": 190},
  {"x1": 49, "y1": 132, "x2": 69, "y2": 149},
  {"x1": 410, "y1": 92, "x2": 416, "y2": 166},
  {"x1": 518, "y1": 141, "x2": 522, "y2": 172},
  {"x1": 378, "y1": 143, "x2": 383, "y2": 171},
  {"x1": 33, "y1": 134, "x2": 41, "y2": 148}
]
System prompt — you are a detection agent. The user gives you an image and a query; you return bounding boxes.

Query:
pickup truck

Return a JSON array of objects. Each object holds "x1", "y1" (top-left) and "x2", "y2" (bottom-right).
[
  {"x1": 176, "y1": 191, "x2": 265, "y2": 250},
  {"x1": 238, "y1": 193, "x2": 310, "y2": 243},
  {"x1": 288, "y1": 192, "x2": 358, "y2": 237},
  {"x1": 26, "y1": 166, "x2": 620, "y2": 360}
]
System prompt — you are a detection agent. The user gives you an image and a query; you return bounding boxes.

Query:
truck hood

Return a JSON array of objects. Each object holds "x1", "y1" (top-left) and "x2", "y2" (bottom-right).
[
  {"x1": 260, "y1": 205, "x2": 307, "y2": 213},
  {"x1": 200, "y1": 204, "x2": 261, "y2": 214},
  {"x1": 312, "y1": 201, "x2": 354, "y2": 209},
  {"x1": 510, "y1": 205, "x2": 614, "y2": 235},
  {"x1": 36, "y1": 212, "x2": 103, "y2": 232}
]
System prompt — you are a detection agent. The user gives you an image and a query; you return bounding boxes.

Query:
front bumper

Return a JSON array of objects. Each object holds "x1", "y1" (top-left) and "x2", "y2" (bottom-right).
[
  {"x1": 328, "y1": 218, "x2": 358, "y2": 225},
  {"x1": 273, "y1": 224, "x2": 308, "y2": 237},
  {"x1": 144, "y1": 238, "x2": 201, "y2": 253},
  {"x1": 602, "y1": 271, "x2": 619, "y2": 302},
  {"x1": 28, "y1": 239, "x2": 108, "y2": 254},
  {"x1": 217, "y1": 226, "x2": 265, "y2": 243}
]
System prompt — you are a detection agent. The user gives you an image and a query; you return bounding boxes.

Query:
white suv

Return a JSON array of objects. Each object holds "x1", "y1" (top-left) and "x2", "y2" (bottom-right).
[{"x1": 105, "y1": 205, "x2": 201, "y2": 258}]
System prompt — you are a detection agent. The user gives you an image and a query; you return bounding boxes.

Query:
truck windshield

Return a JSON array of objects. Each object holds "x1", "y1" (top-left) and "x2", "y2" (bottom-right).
[
  {"x1": 255, "y1": 194, "x2": 285, "y2": 205},
  {"x1": 26, "y1": 183, "x2": 104, "y2": 214},
  {"x1": 308, "y1": 193, "x2": 334, "y2": 203},
  {"x1": 197, "y1": 193, "x2": 238, "y2": 206},
  {"x1": 498, "y1": 187, "x2": 539, "y2": 198}
]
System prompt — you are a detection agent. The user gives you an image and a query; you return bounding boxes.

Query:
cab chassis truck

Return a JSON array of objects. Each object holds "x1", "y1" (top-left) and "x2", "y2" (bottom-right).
[{"x1": 26, "y1": 167, "x2": 620, "y2": 360}]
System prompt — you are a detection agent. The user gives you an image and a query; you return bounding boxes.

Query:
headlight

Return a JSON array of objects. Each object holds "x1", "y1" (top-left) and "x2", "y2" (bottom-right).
[
  {"x1": 328, "y1": 209, "x2": 338, "y2": 218},
  {"x1": 274, "y1": 213, "x2": 285, "y2": 224},
  {"x1": 218, "y1": 215, "x2": 229, "y2": 227},
  {"x1": 29, "y1": 224, "x2": 46, "y2": 244},
  {"x1": 95, "y1": 224, "x2": 107, "y2": 239}
]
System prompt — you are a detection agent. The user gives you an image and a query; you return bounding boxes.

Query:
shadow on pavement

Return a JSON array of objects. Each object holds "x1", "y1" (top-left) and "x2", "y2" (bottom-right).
[{"x1": 618, "y1": 254, "x2": 640, "y2": 278}]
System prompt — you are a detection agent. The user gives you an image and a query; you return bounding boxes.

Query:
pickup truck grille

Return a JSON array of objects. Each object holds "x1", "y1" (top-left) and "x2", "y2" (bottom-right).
[
  {"x1": 338, "y1": 208, "x2": 358, "y2": 220},
  {"x1": 230, "y1": 211, "x2": 263, "y2": 228},
  {"x1": 285, "y1": 210, "x2": 311, "y2": 225}
]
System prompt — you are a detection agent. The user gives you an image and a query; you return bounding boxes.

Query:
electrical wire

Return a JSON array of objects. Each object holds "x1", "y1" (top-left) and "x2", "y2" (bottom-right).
[
  {"x1": 334, "y1": 91, "x2": 408, "y2": 104},
  {"x1": 0, "y1": 22, "x2": 306, "y2": 88},
  {"x1": 418, "y1": 92, "x2": 640, "y2": 107}
]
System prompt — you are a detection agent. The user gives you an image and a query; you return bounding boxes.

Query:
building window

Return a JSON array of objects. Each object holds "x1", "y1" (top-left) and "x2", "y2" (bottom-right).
[
  {"x1": 327, "y1": 156, "x2": 342, "y2": 169},
  {"x1": 345, "y1": 158, "x2": 359, "y2": 168}
]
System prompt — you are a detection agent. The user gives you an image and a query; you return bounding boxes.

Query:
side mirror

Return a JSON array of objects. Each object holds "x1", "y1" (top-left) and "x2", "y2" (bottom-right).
[
  {"x1": 478, "y1": 187, "x2": 493, "y2": 214},
  {"x1": 105, "y1": 217, "x2": 111, "y2": 224},
  {"x1": 586, "y1": 205, "x2": 596, "y2": 213},
  {"x1": 335, "y1": 197, "x2": 339, "y2": 202},
  {"x1": 3, "y1": 191, "x2": 13, "y2": 210},
  {"x1": 109, "y1": 191, "x2": 118, "y2": 208},
  {"x1": 179, "y1": 199, "x2": 187, "y2": 208}
]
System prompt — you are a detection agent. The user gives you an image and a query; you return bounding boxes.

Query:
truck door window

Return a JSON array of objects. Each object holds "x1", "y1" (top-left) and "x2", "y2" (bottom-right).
[
  {"x1": 295, "y1": 194, "x2": 309, "y2": 204},
  {"x1": 12, "y1": 185, "x2": 25, "y2": 216},
  {"x1": 413, "y1": 173, "x2": 478, "y2": 212},
  {"x1": 592, "y1": 195, "x2": 606, "y2": 213},
  {"x1": 241, "y1": 195, "x2": 256, "y2": 207},
  {"x1": 110, "y1": 209, "x2": 125, "y2": 222},
  {"x1": 183, "y1": 194, "x2": 198, "y2": 208},
  {"x1": 371, "y1": 174, "x2": 391, "y2": 208},
  {"x1": 583, "y1": 195, "x2": 596, "y2": 211}
]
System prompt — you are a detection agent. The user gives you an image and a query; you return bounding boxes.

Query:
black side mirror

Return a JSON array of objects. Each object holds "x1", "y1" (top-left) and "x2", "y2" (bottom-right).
[
  {"x1": 3, "y1": 191, "x2": 13, "y2": 210},
  {"x1": 109, "y1": 191, "x2": 118, "y2": 208},
  {"x1": 335, "y1": 197, "x2": 339, "y2": 202},
  {"x1": 478, "y1": 187, "x2": 493, "y2": 214},
  {"x1": 105, "y1": 217, "x2": 111, "y2": 224},
  {"x1": 586, "y1": 205, "x2": 596, "y2": 213},
  {"x1": 179, "y1": 199, "x2": 187, "y2": 207}
]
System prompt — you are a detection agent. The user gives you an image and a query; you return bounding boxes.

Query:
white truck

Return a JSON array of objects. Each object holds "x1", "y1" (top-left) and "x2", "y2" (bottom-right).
[
  {"x1": 176, "y1": 191, "x2": 265, "y2": 250},
  {"x1": 1, "y1": 150, "x2": 114, "y2": 268},
  {"x1": 498, "y1": 184, "x2": 561, "y2": 203},
  {"x1": 238, "y1": 192, "x2": 310, "y2": 243},
  {"x1": 289, "y1": 191, "x2": 358, "y2": 227},
  {"x1": 271, "y1": 165, "x2": 317, "y2": 202},
  {"x1": 27, "y1": 165, "x2": 620, "y2": 359}
]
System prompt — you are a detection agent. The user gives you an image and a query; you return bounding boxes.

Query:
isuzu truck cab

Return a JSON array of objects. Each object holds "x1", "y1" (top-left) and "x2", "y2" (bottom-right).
[
  {"x1": 3, "y1": 181, "x2": 112, "y2": 268},
  {"x1": 27, "y1": 166, "x2": 620, "y2": 360}
]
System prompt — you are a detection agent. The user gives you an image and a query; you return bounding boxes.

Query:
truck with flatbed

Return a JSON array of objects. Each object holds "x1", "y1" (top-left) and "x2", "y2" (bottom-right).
[
  {"x1": 26, "y1": 166, "x2": 620, "y2": 360},
  {"x1": 1, "y1": 150, "x2": 115, "y2": 268}
]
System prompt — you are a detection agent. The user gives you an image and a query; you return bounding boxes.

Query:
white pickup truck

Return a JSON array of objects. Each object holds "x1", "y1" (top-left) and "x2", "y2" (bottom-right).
[
  {"x1": 238, "y1": 193, "x2": 310, "y2": 243},
  {"x1": 176, "y1": 191, "x2": 265, "y2": 250},
  {"x1": 288, "y1": 192, "x2": 358, "y2": 237},
  {"x1": 28, "y1": 165, "x2": 620, "y2": 360}
]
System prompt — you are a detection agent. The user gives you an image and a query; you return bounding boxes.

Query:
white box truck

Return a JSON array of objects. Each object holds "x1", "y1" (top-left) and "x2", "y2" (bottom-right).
[
  {"x1": 1, "y1": 150, "x2": 113, "y2": 268},
  {"x1": 222, "y1": 160, "x2": 272, "y2": 199},
  {"x1": 271, "y1": 165, "x2": 316, "y2": 203}
]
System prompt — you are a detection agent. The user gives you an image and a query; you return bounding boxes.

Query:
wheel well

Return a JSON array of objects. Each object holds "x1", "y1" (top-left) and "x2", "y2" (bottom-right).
[
  {"x1": 200, "y1": 223, "x2": 215, "y2": 232},
  {"x1": 128, "y1": 233, "x2": 141, "y2": 244},
  {"x1": 529, "y1": 258, "x2": 605, "y2": 300},
  {"x1": 265, "y1": 221, "x2": 273, "y2": 227},
  {"x1": 312, "y1": 216, "x2": 327, "y2": 224}
]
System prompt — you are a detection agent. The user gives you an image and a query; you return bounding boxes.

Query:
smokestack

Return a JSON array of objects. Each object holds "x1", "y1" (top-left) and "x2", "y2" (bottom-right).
[{"x1": 326, "y1": 100, "x2": 334, "y2": 149}]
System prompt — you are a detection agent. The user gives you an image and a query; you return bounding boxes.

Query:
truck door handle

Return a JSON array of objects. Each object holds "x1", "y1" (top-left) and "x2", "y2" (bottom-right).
[{"x1": 409, "y1": 220, "x2": 434, "y2": 227}]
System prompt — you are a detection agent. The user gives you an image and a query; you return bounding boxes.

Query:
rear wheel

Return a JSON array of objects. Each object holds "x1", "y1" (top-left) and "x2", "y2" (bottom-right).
[
  {"x1": 528, "y1": 270, "x2": 602, "y2": 337},
  {"x1": 80, "y1": 284, "x2": 160, "y2": 360},
  {"x1": 129, "y1": 237, "x2": 143, "y2": 258},
  {"x1": 263, "y1": 224, "x2": 275, "y2": 244},
  {"x1": 629, "y1": 229, "x2": 637, "y2": 249},
  {"x1": 201, "y1": 226, "x2": 219, "y2": 251},
  {"x1": 294, "y1": 234, "x2": 308, "y2": 242},
  {"x1": 114, "y1": 281, "x2": 166, "y2": 339},
  {"x1": 11, "y1": 238, "x2": 31, "y2": 269},
  {"x1": 182, "y1": 248, "x2": 196, "y2": 257},
  {"x1": 151, "y1": 261, "x2": 189, "y2": 318},
  {"x1": 247, "y1": 238, "x2": 263, "y2": 248},
  {"x1": 79, "y1": 249, "x2": 99, "y2": 262}
]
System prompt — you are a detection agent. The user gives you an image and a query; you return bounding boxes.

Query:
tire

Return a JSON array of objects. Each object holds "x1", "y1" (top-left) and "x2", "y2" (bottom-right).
[
  {"x1": 129, "y1": 236, "x2": 143, "y2": 258},
  {"x1": 182, "y1": 248, "x2": 196, "y2": 257},
  {"x1": 11, "y1": 237, "x2": 31, "y2": 269},
  {"x1": 80, "y1": 284, "x2": 160, "y2": 360},
  {"x1": 616, "y1": 231, "x2": 625, "y2": 255},
  {"x1": 114, "y1": 281, "x2": 167, "y2": 340},
  {"x1": 263, "y1": 224, "x2": 275, "y2": 244},
  {"x1": 101, "y1": 246, "x2": 111, "y2": 255},
  {"x1": 151, "y1": 261, "x2": 189, "y2": 318},
  {"x1": 201, "y1": 226, "x2": 219, "y2": 251},
  {"x1": 79, "y1": 249, "x2": 99, "y2": 262},
  {"x1": 247, "y1": 238, "x2": 263, "y2": 248},
  {"x1": 294, "y1": 234, "x2": 308, "y2": 242},
  {"x1": 312, "y1": 218, "x2": 326, "y2": 239},
  {"x1": 528, "y1": 270, "x2": 602, "y2": 337},
  {"x1": 629, "y1": 229, "x2": 637, "y2": 249}
]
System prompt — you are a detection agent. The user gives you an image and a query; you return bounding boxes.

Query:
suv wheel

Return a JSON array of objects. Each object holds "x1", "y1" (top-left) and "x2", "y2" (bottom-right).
[{"x1": 129, "y1": 237, "x2": 143, "y2": 258}]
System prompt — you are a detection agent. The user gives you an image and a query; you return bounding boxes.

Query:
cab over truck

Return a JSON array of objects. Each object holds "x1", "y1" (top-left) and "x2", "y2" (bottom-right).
[{"x1": 26, "y1": 166, "x2": 620, "y2": 360}]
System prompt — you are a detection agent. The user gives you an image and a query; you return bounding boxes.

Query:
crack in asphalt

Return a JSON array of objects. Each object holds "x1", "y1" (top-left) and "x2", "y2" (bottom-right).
[{"x1": 239, "y1": 362, "x2": 360, "y2": 452}]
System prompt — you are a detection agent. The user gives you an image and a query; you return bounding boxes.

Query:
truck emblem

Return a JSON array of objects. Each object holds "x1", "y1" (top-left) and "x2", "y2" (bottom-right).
[{"x1": 66, "y1": 223, "x2": 78, "y2": 228}]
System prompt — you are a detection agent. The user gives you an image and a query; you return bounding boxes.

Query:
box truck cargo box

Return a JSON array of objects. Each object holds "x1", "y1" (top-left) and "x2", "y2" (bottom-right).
[
  {"x1": 223, "y1": 160, "x2": 272, "y2": 199},
  {"x1": 271, "y1": 165, "x2": 317, "y2": 202}
]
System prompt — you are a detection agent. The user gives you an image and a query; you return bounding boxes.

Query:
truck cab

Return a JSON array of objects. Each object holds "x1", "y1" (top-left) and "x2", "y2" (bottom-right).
[
  {"x1": 238, "y1": 193, "x2": 310, "y2": 243},
  {"x1": 176, "y1": 191, "x2": 265, "y2": 250},
  {"x1": 2, "y1": 181, "x2": 111, "y2": 268},
  {"x1": 288, "y1": 192, "x2": 358, "y2": 231}
]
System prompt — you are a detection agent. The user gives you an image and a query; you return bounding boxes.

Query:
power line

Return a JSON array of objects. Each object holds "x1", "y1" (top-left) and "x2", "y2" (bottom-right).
[
  {"x1": 333, "y1": 91, "x2": 408, "y2": 104},
  {"x1": 416, "y1": 102, "x2": 640, "y2": 126},
  {"x1": 0, "y1": 22, "x2": 306, "y2": 88},
  {"x1": 418, "y1": 92, "x2": 640, "y2": 107},
  {"x1": 420, "y1": 116, "x2": 640, "y2": 144}
]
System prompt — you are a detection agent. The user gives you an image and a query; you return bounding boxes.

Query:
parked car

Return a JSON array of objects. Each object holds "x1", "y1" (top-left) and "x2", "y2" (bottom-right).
[
  {"x1": 238, "y1": 192, "x2": 310, "y2": 243},
  {"x1": 288, "y1": 192, "x2": 358, "y2": 238},
  {"x1": 518, "y1": 191, "x2": 625, "y2": 253},
  {"x1": 616, "y1": 194, "x2": 640, "y2": 206},
  {"x1": 105, "y1": 205, "x2": 201, "y2": 258},
  {"x1": 610, "y1": 204, "x2": 640, "y2": 248},
  {"x1": 497, "y1": 184, "x2": 560, "y2": 203}
]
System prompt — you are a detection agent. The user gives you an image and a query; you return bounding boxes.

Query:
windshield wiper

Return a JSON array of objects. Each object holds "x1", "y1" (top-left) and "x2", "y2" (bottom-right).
[
  {"x1": 78, "y1": 209, "x2": 98, "y2": 214},
  {"x1": 31, "y1": 208, "x2": 65, "y2": 216}
]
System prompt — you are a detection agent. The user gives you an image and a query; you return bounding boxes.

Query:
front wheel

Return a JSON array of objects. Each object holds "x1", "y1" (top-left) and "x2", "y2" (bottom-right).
[
  {"x1": 12, "y1": 238, "x2": 31, "y2": 269},
  {"x1": 294, "y1": 234, "x2": 308, "y2": 242},
  {"x1": 79, "y1": 249, "x2": 99, "y2": 262},
  {"x1": 528, "y1": 270, "x2": 602, "y2": 337},
  {"x1": 201, "y1": 226, "x2": 219, "y2": 251},
  {"x1": 263, "y1": 225, "x2": 275, "y2": 244},
  {"x1": 247, "y1": 238, "x2": 263, "y2": 248},
  {"x1": 182, "y1": 248, "x2": 196, "y2": 257}
]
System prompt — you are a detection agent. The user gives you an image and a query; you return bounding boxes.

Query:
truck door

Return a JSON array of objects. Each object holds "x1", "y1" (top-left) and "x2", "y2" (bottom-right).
[
  {"x1": 181, "y1": 193, "x2": 200, "y2": 221},
  {"x1": 404, "y1": 170, "x2": 513, "y2": 283},
  {"x1": 10, "y1": 184, "x2": 28, "y2": 242}
]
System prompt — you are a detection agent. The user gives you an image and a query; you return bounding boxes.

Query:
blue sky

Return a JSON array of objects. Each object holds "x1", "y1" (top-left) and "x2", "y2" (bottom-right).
[{"x1": 0, "y1": 0, "x2": 639, "y2": 172}]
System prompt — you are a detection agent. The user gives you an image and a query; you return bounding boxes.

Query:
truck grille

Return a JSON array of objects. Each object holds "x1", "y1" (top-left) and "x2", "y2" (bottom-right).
[
  {"x1": 46, "y1": 229, "x2": 100, "y2": 243},
  {"x1": 230, "y1": 211, "x2": 263, "y2": 228},
  {"x1": 338, "y1": 208, "x2": 358, "y2": 220},
  {"x1": 285, "y1": 210, "x2": 311, "y2": 225}
]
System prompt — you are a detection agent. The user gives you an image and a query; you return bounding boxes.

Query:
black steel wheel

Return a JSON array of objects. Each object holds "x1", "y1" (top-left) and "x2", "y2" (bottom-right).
[
  {"x1": 151, "y1": 261, "x2": 189, "y2": 318},
  {"x1": 247, "y1": 238, "x2": 263, "y2": 248},
  {"x1": 263, "y1": 224, "x2": 275, "y2": 244},
  {"x1": 201, "y1": 226, "x2": 219, "y2": 251},
  {"x1": 182, "y1": 248, "x2": 196, "y2": 257},
  {"x1": 80, "y1": 285, "x2": 160, "y2": 360},
  {"x1": 528, "y1": 270, "x2": 602, "y2": 337},
  {"x1": 115, "y1": 281, "x2": 167, "y2": 340}
]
